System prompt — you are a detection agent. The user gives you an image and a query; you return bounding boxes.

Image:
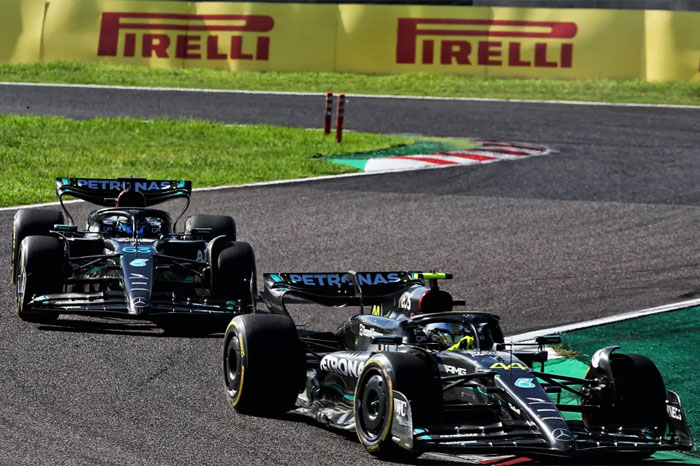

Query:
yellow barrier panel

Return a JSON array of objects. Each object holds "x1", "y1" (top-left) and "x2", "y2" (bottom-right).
[
  {"x1": 0, "y1": 0, "x2": 46, "y2": 63},
  {"x1": 42, "y1": 0, "x2": 336, "y2": 71},
  {"x1": 336, "y1": 5, "x2": 648, "y2": 79},
  {"x1": 645, "y1": 10, "x2": 700, "y2": 82},
  {"x1": 3, "y1": 0, "x2": 699, "y2": 81}
]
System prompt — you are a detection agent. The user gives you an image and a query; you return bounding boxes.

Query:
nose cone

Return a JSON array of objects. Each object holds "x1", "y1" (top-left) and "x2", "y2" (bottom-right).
[{"x1": 120, "y1": 252, "x2": 154, "y2": 315}]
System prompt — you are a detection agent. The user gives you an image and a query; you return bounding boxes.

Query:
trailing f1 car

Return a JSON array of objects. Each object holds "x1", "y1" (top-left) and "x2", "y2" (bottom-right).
[
  {"x1": 11, "y1": 177, "x2": 256, "y2": 330},
  {"x1": 223, "y1": 272, "x2": 692, "y2": 461}
]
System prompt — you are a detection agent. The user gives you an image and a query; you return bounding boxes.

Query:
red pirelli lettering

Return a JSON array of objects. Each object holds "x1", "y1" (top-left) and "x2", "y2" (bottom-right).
[
  {"x1": 396, "y1": 18, "x2": 577, "y2": 69},
  {"x1": 98, "y1": 12, "x2": 274, "y2": 61}
]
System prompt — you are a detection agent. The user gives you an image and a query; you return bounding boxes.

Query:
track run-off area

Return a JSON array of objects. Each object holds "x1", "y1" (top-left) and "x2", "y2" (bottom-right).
[{"x1": 1, "y1": 83, "x2": 700, "y2": 465}]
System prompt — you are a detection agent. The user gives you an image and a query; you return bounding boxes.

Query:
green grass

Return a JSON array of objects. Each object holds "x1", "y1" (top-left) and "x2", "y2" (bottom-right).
[
  {"x1": 561, "y1": 307, "x2": 700, "y2": 454},
  {"x1": 0, "y1": 115, "x2": 413, "y2": 207},
  {"x1": 1, "y1": 61, "x2": 699, "y2": 106}
]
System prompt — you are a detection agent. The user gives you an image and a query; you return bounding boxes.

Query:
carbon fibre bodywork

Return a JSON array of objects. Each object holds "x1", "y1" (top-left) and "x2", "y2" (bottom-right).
[
  {"x1": 14, "y1": 178, "x2": 254, "y2": 323},
  {"x1": 261, "y1": 272, "x2": 693, "y2": 460}
]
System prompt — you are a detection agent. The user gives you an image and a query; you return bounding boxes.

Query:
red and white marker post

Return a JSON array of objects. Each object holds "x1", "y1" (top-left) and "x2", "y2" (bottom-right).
[
  {"x1": 323, "y1": 92, "x2": 333, "y2": 136},
  {"x1": 335, "y1": 93, "x2": 345, "y2": 143}
]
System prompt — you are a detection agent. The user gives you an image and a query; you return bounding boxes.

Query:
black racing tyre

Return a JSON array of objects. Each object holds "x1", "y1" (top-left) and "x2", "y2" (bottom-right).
[
  {"x1": 354, "y1": 351, "x2": 441, "y2": 460},
  {"x1": 583, "y1": 352, "x2": 667, "y2": 438},
  {"x1": 212, "y1": 241, "x2": 256, "y2": 306},
  {"x1": 16, "y1": 235, "x2": 64, "y2": 323},
  {"x1": 223, "y1": 314, "x2": 305, "y2": 414},
  {"x1": 185, "y1": 215, "x2": 235, "y2": 241},
  {"x1": 12, "y1": 208, "x2": 64, "y2": 283}
]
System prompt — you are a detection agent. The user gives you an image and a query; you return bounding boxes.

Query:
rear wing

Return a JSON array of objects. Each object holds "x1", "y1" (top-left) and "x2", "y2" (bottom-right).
[
  {"x1": 262, "y1": 271, "x2": 451, "y2": 315},
  {"x1": 56, "y1": 177, "x2": 192, "y2": 224}
]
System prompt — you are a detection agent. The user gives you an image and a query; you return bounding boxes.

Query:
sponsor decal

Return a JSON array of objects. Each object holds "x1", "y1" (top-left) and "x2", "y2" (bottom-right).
[
  {"x1": 359, "y1": 324, "x2": 382, "y2": 338},
  {"x1": 552, "y1": 428, "x2": 574, "y2": 442},
  {"x1": 398, "y1": 291, "x2": 412, "y2": 310},
  {"x1": 396, "y1": 19, "x2": 576, "y2": 69},
  {"x1": 440, "y1": 364, "x2": 468, "y2": 376},
  {"x1": 514, "y1": 377, "x2": 535, "y2": 389},
  {"x1": 75, "y1": 179, "x2": 171, "y2": 191},
  {"x1": 131, "y1": 296, "x2": 147, "y2": 307},
  {"x1": 129, "y1": 258, "x2": 149, "y2": 267},
  {"x1": 394, "y1": 398, "x2": 408, "y2": 418},
  {"x1": 287, "y1": 272, "x2": 402, "y2": 286},
  {"x1": 490, "y1": 362, "x2": 527, "y2": 370},
  {"x1": 320, "y1": 355, "x2": 364, "y2": 378},
  {"x1": 371, "y1": 304, "x2": 382, "y2": 316},
  {"x1": 97, "y1": 12, "x2": 273, "y2": 61},
  {"x1": 667, "y1": 404, "x2": 683, "y2": 421},
  {"x1": 129, "y1": 272, "x2": 149, "y2": 287}
]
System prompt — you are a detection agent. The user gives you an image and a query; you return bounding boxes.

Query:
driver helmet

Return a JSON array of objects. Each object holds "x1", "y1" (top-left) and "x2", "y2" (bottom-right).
[
  {"x1": 425, "y1": 322, "x2": 475, "y2": 350},
  {"x1": 114, "y1": 216, "x2": 163, "y2": 238}
]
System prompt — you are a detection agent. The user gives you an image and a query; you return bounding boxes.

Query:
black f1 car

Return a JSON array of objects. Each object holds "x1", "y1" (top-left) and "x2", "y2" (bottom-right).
[
  {"x1": 11, "y1": 177, "x2": 256, "y2": 329},
  {"x1": 223, "y1": 272, "x2": 692, "y2": 461}
]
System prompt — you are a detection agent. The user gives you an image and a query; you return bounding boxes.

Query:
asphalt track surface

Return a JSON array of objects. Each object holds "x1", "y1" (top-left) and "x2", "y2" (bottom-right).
[{"x1": 1, "y1": 84, "x2": 700, "y2": 465}]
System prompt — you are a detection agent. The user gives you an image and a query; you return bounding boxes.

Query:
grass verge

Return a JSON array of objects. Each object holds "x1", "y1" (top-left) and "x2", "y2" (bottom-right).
[
  {"x1": 1, "y1": 61, "x2": 699, "y2": 106},
  {"x1": 561, "y1": 306, "x2": 700, "y2": 455},
  {"x1": 0, "y1": 115, "x2": 413, "y2": 207}
]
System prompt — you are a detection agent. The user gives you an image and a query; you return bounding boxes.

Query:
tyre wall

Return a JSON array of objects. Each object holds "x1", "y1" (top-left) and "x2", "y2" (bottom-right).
[{"x1": 1, "y1": 0, "x2": 699, "y2": 81}]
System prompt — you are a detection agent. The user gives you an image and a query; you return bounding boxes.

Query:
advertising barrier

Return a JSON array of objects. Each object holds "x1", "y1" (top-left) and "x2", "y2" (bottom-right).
[
  {"x1": 0, "y1": 0, "x2": 45, "y2": 63},
  {"x1": 0, "y1": 0, "x2": 698, "y2": 81}
]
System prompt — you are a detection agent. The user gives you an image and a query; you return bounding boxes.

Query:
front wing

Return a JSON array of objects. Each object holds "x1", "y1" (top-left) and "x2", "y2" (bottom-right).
[{"x1": 24, "y1": 291, "x2": 241, "y2": 319}]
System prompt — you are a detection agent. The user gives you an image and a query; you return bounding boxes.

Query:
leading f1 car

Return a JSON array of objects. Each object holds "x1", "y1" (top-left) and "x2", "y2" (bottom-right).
[
  {"x1": 11, "y1": 177, "x2": 256, "y2": 330},
  {"x1": 223, "y1": 272, "x2": 692, "y2": 461}
]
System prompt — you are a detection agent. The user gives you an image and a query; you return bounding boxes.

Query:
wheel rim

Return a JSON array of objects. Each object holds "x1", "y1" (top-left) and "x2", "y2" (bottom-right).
[
  {"x1": 224, "y1": 333, "x2": 242, "y2": 398},
  {"x1": 16, "y1": 261, "x2": 27, "y2": 313},
  {"x1": 358, "y1": 371, "x2": 388, "y2": 441}
]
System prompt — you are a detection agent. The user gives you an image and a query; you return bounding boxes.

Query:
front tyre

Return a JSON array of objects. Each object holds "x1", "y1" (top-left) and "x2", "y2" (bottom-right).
[
  {"x1": 12, "y1": 208, "x2": 64, "y2": 283},
  {"x1": 16, "y1": 235, "x2": 63, "y2": 323},
  {"x1": 223, "y1": 314, "x2": 304, "y2": 415},
  {"x1": 354, "y1": 352, "x2": 440, "y2": 460}
]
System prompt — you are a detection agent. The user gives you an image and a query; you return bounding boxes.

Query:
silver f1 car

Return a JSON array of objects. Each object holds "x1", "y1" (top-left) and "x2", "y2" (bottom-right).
[
  {"x1": 223, "y1": 272, "x2": 692, "y2": 461},
  {"x1": 11, "y1": 177, "x2": 256, "y2": 330}
]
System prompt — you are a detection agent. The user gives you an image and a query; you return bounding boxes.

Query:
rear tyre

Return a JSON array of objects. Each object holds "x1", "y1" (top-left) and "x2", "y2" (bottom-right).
[
  {"x1": 223, "y1": 314, "x2": 305, "y2": 414},
  {"x1": 185, "y1": 215, "x2": 235, "y2": 241},
  {"x1": 354, "y1": 352, "x2": 441, "y2": 460},
  {"x1": 16, "y1": 235, "x2": 63, "y2": 323},
  {"x1": 12, "y1": 209, "x2": 64, "y2": 283},
  {"x1": 212, "y1": 241, "x2": 256, "y2": 307}
]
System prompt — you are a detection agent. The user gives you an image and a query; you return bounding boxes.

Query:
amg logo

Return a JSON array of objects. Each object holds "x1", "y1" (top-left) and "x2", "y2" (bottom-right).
[
  {"x1": 396, "y1": 19, "x2": 577, "y2": 68},
  {"x1": 440, "y1": 364, "x2": 467, "y2": 375},
  {"x1": 97, "y1": 12, "x2": 274, "y2": 61},
  {"x1": 320, "y1": 355, "x2": 364, "y2": 378}
]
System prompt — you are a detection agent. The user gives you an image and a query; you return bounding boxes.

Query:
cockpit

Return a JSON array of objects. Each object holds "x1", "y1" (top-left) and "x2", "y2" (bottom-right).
[{"x1": 87, "y1": 209, "x2": 172, "y2": 239}]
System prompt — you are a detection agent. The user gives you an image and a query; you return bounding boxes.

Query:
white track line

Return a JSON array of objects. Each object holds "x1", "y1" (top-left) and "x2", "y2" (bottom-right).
[
  {"x1": 508, "y1": 298, "x2": 700, "y2": 342},
  {"x1": 1, "y1": 81, "x2": 698, "y2": 110}
]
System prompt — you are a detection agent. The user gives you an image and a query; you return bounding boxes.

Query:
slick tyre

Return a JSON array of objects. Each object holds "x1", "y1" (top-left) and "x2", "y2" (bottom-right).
[
  {"x1": 12, "y1": 209, "x2": 64, "y2": 283},
  {"x1": 16, "y1": 235, "x2": 63, "y2": 324},
  {"x1": 212, "y1": 241, "x2": 256, "y2": 306},
  {"x1": 354, "y1": 352, "x2": 441, "y2": 460},
  {"x1": 223, "y1": 314, "x2": 304, "y2": 415},
  {"x1": 583, "y1": 352, "x2": 667, "y2": 437},
  {"x1": 185, "y1": 215, "x2": 236, "y2": 241}
]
